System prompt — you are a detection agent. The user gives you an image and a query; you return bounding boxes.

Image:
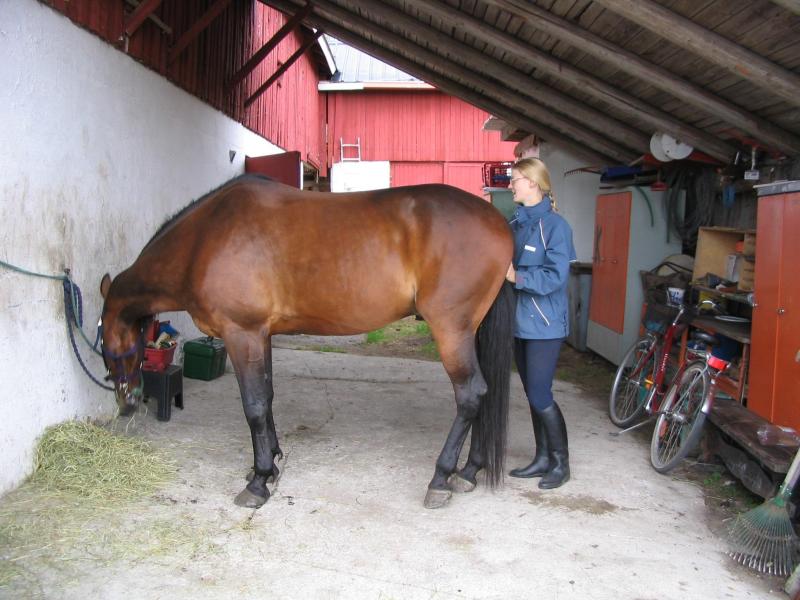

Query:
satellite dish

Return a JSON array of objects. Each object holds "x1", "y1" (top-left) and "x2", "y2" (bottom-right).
[
  {"x1": 650, "y1": 132, "x2": 673, "y2": 162},
  {"x1": 661, "y1": 133, "x2": 693, "y2": 160}
]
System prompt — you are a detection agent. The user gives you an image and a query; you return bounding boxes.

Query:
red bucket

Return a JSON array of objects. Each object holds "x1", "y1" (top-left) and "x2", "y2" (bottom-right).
[{"x1": 143, "y1": 343, "x2": 176, "y2": 372}]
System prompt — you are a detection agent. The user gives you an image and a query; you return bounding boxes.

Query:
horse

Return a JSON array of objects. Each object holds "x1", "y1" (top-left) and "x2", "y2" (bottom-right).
[{"x1": 99, "y1": 174, "x2": 515, "y2": 510}]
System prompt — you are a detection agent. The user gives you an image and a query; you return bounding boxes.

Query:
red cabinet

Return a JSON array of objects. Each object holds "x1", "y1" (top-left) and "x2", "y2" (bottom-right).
[
  {"x1": 748, "y1": 183, "x2": 800, "y2": 429},
  {"x1": 587, "y1": 189, "x2": 683, "y2": 365},
  {"x1": 589, "y1": 192, "x2": 631, "y2": 334}
]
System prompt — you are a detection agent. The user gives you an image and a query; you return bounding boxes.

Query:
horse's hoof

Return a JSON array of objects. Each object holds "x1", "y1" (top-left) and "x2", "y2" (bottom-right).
[
  {"x1": 423, "y1": 488, "x2": 452, "y2": 509},
  {"x1": 234, "y1": 488, "x2": 268, "y2": 508},
  {"x1": 448, "y1": 473, "x2": 477, "y2": 493}
]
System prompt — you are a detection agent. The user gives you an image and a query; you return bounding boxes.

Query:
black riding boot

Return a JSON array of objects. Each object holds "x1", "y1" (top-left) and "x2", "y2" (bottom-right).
[
  {"x1": 538, "y1": 402, "x2": 570, "y2": 489},
  {"x1": 509, "y1": 405, "x2": 549, "y2": 478}
]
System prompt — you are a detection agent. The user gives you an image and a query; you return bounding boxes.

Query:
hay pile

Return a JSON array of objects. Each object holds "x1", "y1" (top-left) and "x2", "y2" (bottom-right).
[
  {"x1": 0, "y1": 420, "x2": 205, "y2": 591},
  {"x1": 30, "y1": 420, "x2": 175, "y2": 501}
]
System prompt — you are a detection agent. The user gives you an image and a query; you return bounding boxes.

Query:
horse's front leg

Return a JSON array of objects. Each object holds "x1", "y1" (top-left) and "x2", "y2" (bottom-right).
[{"x1": 227, "y1": 333, "x2": 276, "y2": 508}]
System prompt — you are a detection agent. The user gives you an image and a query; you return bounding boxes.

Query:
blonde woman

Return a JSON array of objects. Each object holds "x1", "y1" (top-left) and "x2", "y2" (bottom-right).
[{"x1": 505, "y1": 158, "x2": 576, "y2": 489}]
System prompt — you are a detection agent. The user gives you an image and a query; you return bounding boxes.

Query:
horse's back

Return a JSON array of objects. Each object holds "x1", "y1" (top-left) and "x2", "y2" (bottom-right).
[{"x1": 133, "y1": 177, "x2": 512, "y2": 336}]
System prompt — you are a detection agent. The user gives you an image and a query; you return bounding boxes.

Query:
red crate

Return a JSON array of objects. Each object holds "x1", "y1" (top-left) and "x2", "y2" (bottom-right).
[
  {"x1": 143, "y1": 343, "x2": 176, "y2": 372},
  {"x1": 482, "y1": 161, "x2": 514, "y2": 187}
]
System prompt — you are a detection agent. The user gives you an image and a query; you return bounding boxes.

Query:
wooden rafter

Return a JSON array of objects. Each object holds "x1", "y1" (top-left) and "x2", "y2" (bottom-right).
[
  {"x1": 169, "y1": 0, "x2": 234, "y2": 64},
  {"x1": 244, "y1": 29, "x2": 323, "y2": 109},
  {"x1": 593, "y1": 0, "x2": 800, "y2": 108},
  {"x1": 770, "y1": 0, "x2": 800, "y2": 15},
  {"x1": 122, "y1": 0, "x2": 163, "y2": 38},
  {"x1": 261, "y1": 0, "x2": 621, "y2": 165},
  {"x1": 409, "y1": 0, "x2": 745, "y2": 159},
  {"x1": 306, "y1": 0, "x2": 639, "y2": 161},
  {"x1": 228, "y1": 3, "x2": 312, "y2": 90},
  {"x1": 487, "y1": 0, "x2": 800, "y2": 157}
]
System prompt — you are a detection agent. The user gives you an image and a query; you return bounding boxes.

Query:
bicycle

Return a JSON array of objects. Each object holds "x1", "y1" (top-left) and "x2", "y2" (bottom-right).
[
  {"x1": 608, "y1": 299, "x2": 723, "y2": 472},
  {"x1": 649, "y1": 331, "x2": 732, "y2": 472}
]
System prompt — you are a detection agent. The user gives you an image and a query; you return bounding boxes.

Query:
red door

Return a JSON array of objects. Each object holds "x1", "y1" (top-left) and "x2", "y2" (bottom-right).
[
  {"x1": 245, "y1": 151, "x2": 302, "y2": 188},
  {"x1": 589, "y1": 192, "x2": 631, "y2": 334},
  {"x1": 751, "y1": 193, "x2": 800, "y2": 428}
]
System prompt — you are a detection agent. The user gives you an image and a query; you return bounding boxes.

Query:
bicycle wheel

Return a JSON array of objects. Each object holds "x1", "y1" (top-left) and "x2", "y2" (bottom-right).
[
  {"x1": 609, "y1": 336, "x2": 657, "y2": 427},
  {"x1": 650, "y1": 361, "x2": 710, "y2": 473}
]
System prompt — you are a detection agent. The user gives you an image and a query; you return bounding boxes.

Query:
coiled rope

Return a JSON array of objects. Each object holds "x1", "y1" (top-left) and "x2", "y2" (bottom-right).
[{"x1": 1, "y1": 259, "x2": 113, "y2": 390}]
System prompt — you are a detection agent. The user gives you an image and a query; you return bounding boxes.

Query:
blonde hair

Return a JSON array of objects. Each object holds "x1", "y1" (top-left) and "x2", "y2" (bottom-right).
[{"x1": 513, "y1": 158, "x2": 558, "y2": 211}]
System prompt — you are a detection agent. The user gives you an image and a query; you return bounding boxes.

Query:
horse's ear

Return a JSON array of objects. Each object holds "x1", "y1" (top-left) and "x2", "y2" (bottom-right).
[{"x1": 100, "y1": 273, "x2": 112, "y2": 299}]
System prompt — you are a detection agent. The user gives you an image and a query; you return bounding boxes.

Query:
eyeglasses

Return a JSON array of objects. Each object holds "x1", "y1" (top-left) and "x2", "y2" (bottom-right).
[{"x1": 509, "y1": 177, "x2": 527, "y2": 185}]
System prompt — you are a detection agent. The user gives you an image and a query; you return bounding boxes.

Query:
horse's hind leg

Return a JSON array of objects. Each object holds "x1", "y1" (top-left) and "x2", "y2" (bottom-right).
[
  {"x1": 226, "y1": 331, "x2": 277, "y2": 508},
  {"x1": 424, "y1": 331, "x2": 486, "y2": 509},
  {"x1": 449, "y1": 427, "x2": 482, "y2": 493},
  {"x1": 246, "y1": 338, "x2": 283, "y2": 483}
]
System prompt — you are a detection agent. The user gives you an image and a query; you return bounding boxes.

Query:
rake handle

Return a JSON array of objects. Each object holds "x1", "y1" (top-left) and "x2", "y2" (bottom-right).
[{"x1": 778, "y1": 447, "x2": 800, "y2": 501}]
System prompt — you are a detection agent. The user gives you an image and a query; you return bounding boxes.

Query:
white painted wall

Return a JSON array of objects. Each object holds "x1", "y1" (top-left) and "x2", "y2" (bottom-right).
[
  {"x1": 330, "y1": 161, "x2": 391, "y2": 192},
  {"x1": 540, "y1": 145, "x2": 602, "y2": 262},
  {"x1": 0, "y1": 0, "x2": 283, "y2": 496}
]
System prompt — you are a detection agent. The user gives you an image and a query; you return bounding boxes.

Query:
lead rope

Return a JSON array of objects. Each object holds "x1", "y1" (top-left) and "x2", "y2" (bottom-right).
[{"x1": 1, "y1": 259, "x2": 113, "y2": 390}]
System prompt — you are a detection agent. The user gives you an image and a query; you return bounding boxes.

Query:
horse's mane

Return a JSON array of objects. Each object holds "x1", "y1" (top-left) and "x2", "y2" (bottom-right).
[{"x1": 143, "y1": 173, "x2": 274, "y2": 250}]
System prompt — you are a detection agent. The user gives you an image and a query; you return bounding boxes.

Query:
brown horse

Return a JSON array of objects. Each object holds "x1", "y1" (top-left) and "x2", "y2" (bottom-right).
[{"x1": 100, "y1": 174, "x2": 514, "y2": 509}]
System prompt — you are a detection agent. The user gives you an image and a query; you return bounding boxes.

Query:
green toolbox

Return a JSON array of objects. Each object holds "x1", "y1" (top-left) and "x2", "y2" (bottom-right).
[{"x1": 183, "y1": 337, "x2": 227, "y2": 380}]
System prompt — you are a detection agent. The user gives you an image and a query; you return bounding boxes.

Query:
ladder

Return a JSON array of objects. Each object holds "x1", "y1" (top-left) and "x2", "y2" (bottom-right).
[{"x1": 340, "y1": 137, "x2": 361, "y2": 162}]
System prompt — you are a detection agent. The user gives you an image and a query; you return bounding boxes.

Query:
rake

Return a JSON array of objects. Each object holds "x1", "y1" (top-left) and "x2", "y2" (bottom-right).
[{"x1": 728, "y1": 447, "x2": 800, "y2": 577}]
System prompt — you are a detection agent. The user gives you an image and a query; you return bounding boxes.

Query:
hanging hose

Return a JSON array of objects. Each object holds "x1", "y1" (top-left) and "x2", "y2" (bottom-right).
[{"x1": 1, "y1": 259, "x2": 113, "y2": 390}]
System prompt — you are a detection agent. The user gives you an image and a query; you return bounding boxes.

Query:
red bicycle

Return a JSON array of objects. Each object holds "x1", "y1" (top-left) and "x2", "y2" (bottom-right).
[{"x1": 609, "y1": 300, "x2": 722, "y2": 472}]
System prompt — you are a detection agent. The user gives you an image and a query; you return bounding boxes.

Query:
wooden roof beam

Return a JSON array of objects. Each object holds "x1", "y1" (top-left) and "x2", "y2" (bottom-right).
[
  {"x1": 333, "y1": 0, "x2": 652, "y2": 156},
  {"x1": 244, "y1": 29, "x2": 322, "y2": 109},
  {"x1": 298, "y1": 0, "x2": 638, "y2": 162},
  {"x1": 227, "y1": 3, "x2": 312, "y2": 90},
  {"x1": 169, "y1": 0, "x2": 234, "y2": 64},
  {"x1": 488, "y1": 0, "x2": 799, "y2": 156},
  {"x1": 412, "y1": 0, "x2": 736, "y2": 158},
  {"x1": 592, "y1": 0, "x2": 800, "y2": 108},
  {"x1": 261, "y1": 0, "x2": 620, "y2": 165},
  {"x1": 770, "y1": 0, "x2": 800, "y2": 15},
  {"x1": 122, "y1": 0, "x2": 162, "y2": 38}
]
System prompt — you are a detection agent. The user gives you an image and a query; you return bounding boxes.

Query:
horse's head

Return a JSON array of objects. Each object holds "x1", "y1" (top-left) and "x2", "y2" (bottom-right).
[{"x1": 100, "y1": 273, "x2": 146, "y2": 415}]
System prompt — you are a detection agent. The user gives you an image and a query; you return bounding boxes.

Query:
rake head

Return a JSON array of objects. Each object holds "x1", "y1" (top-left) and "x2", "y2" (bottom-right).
[{"x1": 728, "y1": 497, "x2": 799, "y2": 577}]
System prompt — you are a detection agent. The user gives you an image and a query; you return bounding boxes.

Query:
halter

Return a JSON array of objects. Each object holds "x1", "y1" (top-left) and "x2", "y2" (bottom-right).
[{"x1": 100, "y1": 320, "x2": 145, "y2": 400}]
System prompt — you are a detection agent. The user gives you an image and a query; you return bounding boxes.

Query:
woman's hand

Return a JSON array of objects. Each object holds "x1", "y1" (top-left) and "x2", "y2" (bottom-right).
[{"x1": 506, "y1": 263, "x2": 516, "y2": 283}]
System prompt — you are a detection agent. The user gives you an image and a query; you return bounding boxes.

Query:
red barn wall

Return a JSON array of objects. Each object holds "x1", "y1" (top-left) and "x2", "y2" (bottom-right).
[
  {"x1": 327, "y1": 91, "x2": 516, "y2": 193},
  {"x1": 45, "y1": 0, "x2": 325, "y2": 173}
]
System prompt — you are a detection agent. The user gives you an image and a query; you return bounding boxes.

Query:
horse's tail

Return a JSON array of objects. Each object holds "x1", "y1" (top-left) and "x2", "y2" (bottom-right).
[{"x1": 476, "y1": 281, "x2": 515, "y2": 488}]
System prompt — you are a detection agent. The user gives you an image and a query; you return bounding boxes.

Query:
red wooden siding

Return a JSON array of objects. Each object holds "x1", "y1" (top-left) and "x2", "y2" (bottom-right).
[
  {"x1": 391, "y1": 162, "x2": 443, "y2": 187},
  {"x1": 44, "y1": 0, "x2": 325, "y2": 174},
  {"x1": 328, "y1": 91, "x2": 515, "y2": 194},
  {"x1": 444, "y1": 162, "x2": 485, "y2": 197},
  {"x1": 327, "y1": 92, "x2": 517, "y2": 165}
]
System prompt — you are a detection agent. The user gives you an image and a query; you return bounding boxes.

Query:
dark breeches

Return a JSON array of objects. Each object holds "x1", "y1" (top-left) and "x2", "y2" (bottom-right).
[{"x1": 514, "y1": 337, "x2": 563, "y2": 411}]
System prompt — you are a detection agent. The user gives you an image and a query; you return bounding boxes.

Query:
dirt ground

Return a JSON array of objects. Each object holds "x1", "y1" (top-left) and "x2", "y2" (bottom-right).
[
  {"x1": 0, "y1": 320, "x2": 787, "y2": 599},
  {"x1": 275, "y1": 325, "x2": 773, "y2": 577}
]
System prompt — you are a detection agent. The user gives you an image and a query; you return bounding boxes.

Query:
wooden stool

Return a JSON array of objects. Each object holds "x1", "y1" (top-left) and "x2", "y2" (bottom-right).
[{"x1": 142, "y1": 364, "x2": 183, "y2": 422}]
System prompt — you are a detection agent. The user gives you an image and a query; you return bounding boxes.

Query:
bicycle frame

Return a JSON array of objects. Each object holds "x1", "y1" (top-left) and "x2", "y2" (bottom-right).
[{"x1": 614, "y1": 305, "x2": 693, "y2": 435}]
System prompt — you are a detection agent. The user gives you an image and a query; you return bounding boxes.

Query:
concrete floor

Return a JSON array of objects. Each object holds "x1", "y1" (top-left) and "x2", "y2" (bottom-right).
[{"x1": 9, "y1": 342, "x2": 781, "y2": 599}]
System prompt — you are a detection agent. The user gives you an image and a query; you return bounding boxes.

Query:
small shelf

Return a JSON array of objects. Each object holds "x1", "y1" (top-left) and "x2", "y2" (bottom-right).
[{"x1": 692, "y1": 284, "x2": 753, "y2": 305}]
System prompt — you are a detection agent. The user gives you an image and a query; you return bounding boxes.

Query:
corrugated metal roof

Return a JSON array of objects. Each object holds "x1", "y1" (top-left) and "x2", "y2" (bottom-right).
[{"x1": 325, "y1": 35, "x2": 420, "y2": 83}]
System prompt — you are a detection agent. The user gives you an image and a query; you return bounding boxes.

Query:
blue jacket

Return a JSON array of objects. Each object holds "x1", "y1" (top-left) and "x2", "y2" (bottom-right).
[{"x1": 510, "y1": 198, "x2": 577, "y2": 340}]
